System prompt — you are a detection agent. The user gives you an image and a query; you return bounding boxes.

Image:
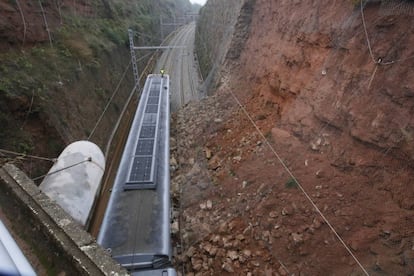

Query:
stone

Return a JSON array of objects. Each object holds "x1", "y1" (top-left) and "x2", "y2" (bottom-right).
[
  {"x1": 312, "y1": 218, "x2": 322, "y2": 229},
  {"x1": 189, "y1": 163, "x2": 201, "y2": 175},
  {"x1": 262, "y1": 230, "x2": 271, "y2": 241},
  {"x1": 170, "y1": 156, "x2": 178, "y2": 166},
  {"x1": 236, "y1": 234, "x2": 245, "y2": 241},
  {"x1": 211, "y1": 235, "x2": 221, "y2": 243},
  {"x1": 224, "y1": 240, "x2": 233, "y2": 249},
  {"x1": 202, "y1": 261, "x2": 209, "y2": 271},
  {"x1": 252, "y1": 261, "x2": 260, "y2": 267},
  {"x1": 291, "y1": 232, "x2": 303, "y2": 243},
  {"x1": 206, "y1": 200, "x2": 213, "y2": 210},
  {"x1": 232, "y1": 239, "x2": 241, "y2": 248},
  {"x1": 242, "y1": 249, "x2": 252, "y2": 258},
  {"x1": 171, "y1": 221, "x2": 179, "y2": 235},
  {"x1": 208, "y1": 156, "x2": 221, "y2": 170},
  {"x1": 269, "y1": 211, "x2": 278, "y2": 218},
  {"x1": 281, "y1": 207, "x2": 290, "y2": 216},
  {"x1": 222, "y1": 262, "x2": 234, "y2": 273},
  {"x1": 254, "y1": 250, "x2": 263, "y2": 257},
  {"x1": 193, "y1": 262, "x2": 202, "y2": 272},
  {"x1": 209, "y1": 246, "x2": 218, "y2": 257},
  {"x1": 217, "y1": 248, "x2": 226, "y2": 258},
  {"x1": 227, "y1": 250, "x2": 239, "y2": 260},
  {"x1": 205, "y1": 148, "x2": 212, "y2": 159},
  {"x1": 315, "y1": 170, "x2": 325, "y2": 178},
  {"x1": 202, "y1": 243, "x2": 212, "y2": 253},
  {"x1": 218, "y1": 222, "x2": 228, "y2": 233},
  {"x1": 239, "y1": 255, "x2": 247, "y2": 263},
  {"x1": 233, "y1": 155, "x2": 242, "y2": 162},
  {"x1": 186, "y1": 247, "x2": 196, "y2": 258}
]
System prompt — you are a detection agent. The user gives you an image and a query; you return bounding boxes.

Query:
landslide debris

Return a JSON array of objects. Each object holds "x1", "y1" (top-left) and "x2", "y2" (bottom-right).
[{"x1": 175, "y1": 0, "x2": 414, "y2": 275}]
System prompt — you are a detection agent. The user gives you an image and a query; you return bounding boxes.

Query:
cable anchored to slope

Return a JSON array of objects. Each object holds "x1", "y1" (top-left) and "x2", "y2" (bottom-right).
[
  {"x1": 360, "y1": 0, "x2": 414, "y2": 65},
  {"x1": 32, "y1": 158, "x2": 92, "y2": 181},
  {"x1": 223, "y1": 79, "x2": 370, "y2": 276}
]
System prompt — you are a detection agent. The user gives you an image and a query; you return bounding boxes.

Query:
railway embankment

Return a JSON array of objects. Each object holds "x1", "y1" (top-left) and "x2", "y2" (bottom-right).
[{"x1": 0, "y1": 163, "x2": 127, "y2": 275}]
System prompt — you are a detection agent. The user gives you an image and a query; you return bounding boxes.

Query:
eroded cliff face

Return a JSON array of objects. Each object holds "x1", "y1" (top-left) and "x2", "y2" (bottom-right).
[
  {"x1": 178, "y1": 0, "x2": 414, "y2": 275},
  {"x1": 240, "y1": 0, "x2": 414, "y2": 156},
  {"x1": 195, "y1": 0, "x2": 254, "y2": 87},
  {"x1": 235, "y1": 0, "x2": 414, "y2": 210}
]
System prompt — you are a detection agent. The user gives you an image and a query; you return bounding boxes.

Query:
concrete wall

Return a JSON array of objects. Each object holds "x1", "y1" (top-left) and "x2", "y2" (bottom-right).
[{"x1": 0, "y1": 163, "x2": 128, "y2": 275}]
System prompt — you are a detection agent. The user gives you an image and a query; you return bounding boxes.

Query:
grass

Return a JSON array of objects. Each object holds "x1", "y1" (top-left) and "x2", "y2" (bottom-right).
[{"x1": 285, "y1": 177, "x2": 298, "y2": 189}]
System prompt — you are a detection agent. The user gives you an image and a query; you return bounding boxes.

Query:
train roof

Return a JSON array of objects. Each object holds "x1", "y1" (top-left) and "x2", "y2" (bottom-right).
[{"x1": 98, "y1": 74, "x2": 171, "y2": 270}]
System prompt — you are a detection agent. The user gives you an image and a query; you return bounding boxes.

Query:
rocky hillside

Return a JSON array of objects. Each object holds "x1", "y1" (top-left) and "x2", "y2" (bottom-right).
[
  {"x1": 0, "y1": 0, "x2": 195, "y2": 179},
  {"x1": 175, "y1": 0, "x2": 414, "y2": 275}
]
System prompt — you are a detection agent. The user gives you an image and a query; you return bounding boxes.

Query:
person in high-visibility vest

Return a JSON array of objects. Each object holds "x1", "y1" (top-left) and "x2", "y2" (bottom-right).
[{"x1": 160, "y1": 69, "x2": 165, "y2": 77}]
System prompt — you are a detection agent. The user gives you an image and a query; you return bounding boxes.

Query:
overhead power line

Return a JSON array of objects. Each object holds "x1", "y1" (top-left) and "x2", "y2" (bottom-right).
[{"x1": 87, "y1": 61, "x2": 132, "y2": 141}]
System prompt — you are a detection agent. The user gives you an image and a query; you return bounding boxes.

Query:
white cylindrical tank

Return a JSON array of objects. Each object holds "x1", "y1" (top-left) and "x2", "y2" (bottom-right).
[{"x1": 40, "y1": 140, "x2": 105, "y2": 226}]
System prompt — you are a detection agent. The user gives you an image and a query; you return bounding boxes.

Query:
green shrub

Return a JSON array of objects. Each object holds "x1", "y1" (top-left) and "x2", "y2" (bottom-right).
[{"x1": 285, "y1": 178, "x2": 298, "y2": 189}]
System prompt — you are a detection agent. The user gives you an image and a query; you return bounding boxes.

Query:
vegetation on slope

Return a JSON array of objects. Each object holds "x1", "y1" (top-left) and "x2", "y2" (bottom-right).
[{"x1": 0, "y1": 0, "x2": 195, "y2": 177}]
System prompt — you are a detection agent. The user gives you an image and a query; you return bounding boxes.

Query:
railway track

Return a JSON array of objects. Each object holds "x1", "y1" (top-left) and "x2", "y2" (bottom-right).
[{"x1": 155, "y1": 23, "x2": 200, "y2": 111}]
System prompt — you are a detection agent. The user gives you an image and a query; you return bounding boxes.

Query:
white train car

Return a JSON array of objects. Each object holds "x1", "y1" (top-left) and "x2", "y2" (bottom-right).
[{"x1": 98, "y1": 74, "x2": 176, "y2": 275}]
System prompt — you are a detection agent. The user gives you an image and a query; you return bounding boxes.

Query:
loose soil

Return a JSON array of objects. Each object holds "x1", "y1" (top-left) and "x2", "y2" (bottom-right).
[{"x1": 172, "y1": 1, "x2": 414, "y2": 275}]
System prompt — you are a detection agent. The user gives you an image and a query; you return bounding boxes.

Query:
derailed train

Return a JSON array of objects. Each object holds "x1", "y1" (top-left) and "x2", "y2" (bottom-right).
[{"x1": 98, "y1": 74, "x2": 176, "y2": 275}]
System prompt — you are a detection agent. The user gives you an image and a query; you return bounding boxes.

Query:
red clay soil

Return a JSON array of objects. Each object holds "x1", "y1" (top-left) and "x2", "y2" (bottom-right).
[{"x1": 175, "y1": 1, "x2": 414, "y2": 275}]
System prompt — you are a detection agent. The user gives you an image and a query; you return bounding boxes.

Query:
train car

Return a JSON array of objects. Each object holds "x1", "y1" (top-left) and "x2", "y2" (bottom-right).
[{"x1": 98, "y1": 74, "x2": 175, "y2": 275}]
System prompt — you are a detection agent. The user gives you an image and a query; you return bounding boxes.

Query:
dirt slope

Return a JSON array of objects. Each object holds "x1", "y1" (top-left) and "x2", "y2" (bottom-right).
[{"x1": 175, "y1": 0, "x2": 414, "y2": 275}]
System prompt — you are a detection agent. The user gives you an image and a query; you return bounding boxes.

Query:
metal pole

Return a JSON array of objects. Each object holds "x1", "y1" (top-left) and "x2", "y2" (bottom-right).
[
  {"x1": 160, "y1": 15, "x2": 164, "y2": 41},
  {"x1": 128, "y1": 29, "x2": 139, "y2": 87}
]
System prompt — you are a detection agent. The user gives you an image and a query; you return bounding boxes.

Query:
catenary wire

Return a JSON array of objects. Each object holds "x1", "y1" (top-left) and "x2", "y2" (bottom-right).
[{"x1": 87, "y1": 61, "x2": 132, "y2": 140}]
